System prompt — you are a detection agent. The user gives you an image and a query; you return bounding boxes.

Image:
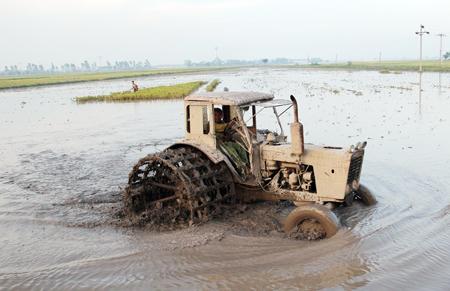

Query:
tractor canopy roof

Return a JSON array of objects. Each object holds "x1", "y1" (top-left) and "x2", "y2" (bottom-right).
[{"x1": 185, "y1": 91, "x2": 275, "y2": 106}]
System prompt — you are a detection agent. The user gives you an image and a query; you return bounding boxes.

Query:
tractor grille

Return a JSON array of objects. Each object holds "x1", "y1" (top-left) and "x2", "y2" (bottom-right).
[{"x1": 347, "y1": 156, "x2": 363, "y2": 184}]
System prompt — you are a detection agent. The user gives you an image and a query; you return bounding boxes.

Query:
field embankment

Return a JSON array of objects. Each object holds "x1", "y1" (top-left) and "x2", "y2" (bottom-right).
[
  {"x1": 0, "y1": 67, "x2": 227, "y2": 90},
  {"x1": 300, "y1": 60, "x2": 450, "y2": 72}
]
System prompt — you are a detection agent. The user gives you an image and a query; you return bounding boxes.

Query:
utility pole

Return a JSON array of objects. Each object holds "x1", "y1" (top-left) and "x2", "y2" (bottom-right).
[
  {"x1": 99, "y1": 56, "x2": 102, "y2": 73},
  {"x1": 215, "y1": 47, "x2": 219, "y2": 68},
  {"x1": 437, "y1": 34, "x2": 446, "y2": 67},
  {"x1": 415, "y1": 24, "x2": 429, "y2": 71},
  {"x1": 379, "y1": 52, "x2": 381, "y2": 67},
  {"x1": 335, "y1": 54, "x2": 337, "y2": 64}
]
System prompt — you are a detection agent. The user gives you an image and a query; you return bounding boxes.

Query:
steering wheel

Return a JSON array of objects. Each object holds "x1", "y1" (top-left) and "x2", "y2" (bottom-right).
[{"x1": 223, "y1": 118, "x2": 241, "y2": 140}]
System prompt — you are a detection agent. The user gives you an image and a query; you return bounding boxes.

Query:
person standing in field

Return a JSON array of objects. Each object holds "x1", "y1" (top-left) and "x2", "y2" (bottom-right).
[{"x1": 132, "y1": 81, "x2": 138, "y2": 92}]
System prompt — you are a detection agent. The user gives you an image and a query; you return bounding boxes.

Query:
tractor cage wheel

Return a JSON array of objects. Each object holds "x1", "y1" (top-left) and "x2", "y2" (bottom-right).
[{"x1": 124, "y1": 146, "x2": 235, "y2": 229}]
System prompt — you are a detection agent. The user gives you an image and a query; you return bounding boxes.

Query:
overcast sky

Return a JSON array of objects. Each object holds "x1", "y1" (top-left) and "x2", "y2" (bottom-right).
[{"x1": 2, "y1": 0, "x2": 450, "y2": 69}]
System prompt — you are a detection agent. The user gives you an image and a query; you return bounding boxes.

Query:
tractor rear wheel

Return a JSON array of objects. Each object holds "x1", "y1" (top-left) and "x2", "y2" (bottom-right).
[
  {"x1": 124, "y1": 146, "x2": 235, "y2": 229},
  {"x1": 284, "y1": 203, "x2": 340, "y2": 239}
]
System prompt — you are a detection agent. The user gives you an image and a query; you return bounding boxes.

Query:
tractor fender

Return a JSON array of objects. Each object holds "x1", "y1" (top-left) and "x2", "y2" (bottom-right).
[{"x1": 168, "y1": 141, "x2": 244, "y2": 183}]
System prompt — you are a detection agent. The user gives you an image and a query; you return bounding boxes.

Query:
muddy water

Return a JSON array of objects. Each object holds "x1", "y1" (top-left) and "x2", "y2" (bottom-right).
[{"x1": 1, "y1": 68, "x2": 450, "y2": 290}]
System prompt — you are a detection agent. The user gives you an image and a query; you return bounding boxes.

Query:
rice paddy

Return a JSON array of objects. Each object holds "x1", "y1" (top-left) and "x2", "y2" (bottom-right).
[
  {"x1": 0, "y1": 67, "x2": 223, "y2": 89},
  {"x1": 299, "y1": 60, "x2": 450, "y2": 72},
  {"x1": 75, "y1": 81, "x2": 207, "y2": 103}
]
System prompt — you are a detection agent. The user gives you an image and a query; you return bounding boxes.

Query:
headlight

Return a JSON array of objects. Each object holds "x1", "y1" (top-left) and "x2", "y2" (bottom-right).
[{"x1": 348, "y1": 145, "x2": 355, "y2": 153}]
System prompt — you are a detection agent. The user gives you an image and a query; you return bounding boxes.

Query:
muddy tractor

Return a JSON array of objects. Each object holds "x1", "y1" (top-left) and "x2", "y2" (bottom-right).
[{"x1": 124, "y1": 91, "x2": 376, "y2": 238}]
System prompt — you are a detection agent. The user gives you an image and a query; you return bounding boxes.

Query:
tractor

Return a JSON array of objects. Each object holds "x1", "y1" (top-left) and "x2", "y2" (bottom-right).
[{"x1": 124, "y1": 91, "x2": 376, "y2": 238}]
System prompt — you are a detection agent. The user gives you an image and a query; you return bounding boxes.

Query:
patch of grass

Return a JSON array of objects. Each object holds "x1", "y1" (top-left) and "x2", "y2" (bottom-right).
[
  {"x1": 75, "y1": 81, "x2": 207, "y2": 103},
  {"x1": 0, "y1": 67, "x2": 229, "y2": 90},
  {"x1": 380, "y1": 70, "x2": 390, "y2": 74},
  {"x1": 206, "y1": 79, "x2": 221, "y2": 92}
]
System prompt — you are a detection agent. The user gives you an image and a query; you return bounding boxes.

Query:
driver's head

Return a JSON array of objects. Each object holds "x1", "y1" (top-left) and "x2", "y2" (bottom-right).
[{"x1": 214, "y1": 108, "x2": 223, "y2": 123}]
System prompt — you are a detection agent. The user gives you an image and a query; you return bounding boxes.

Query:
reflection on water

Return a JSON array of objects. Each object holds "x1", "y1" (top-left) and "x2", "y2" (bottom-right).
[
  {"x1": 1, "y1": 68, "x2": 450, "y2": 290},
  {"x1": 419, "y1": 71, "x2": 422, "y2": 115}
]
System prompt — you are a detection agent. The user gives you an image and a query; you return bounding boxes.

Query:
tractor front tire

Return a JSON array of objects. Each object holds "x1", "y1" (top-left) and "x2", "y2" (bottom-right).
[
  {"x1": 355, "y1": 184, "x2": 377, "y2": 206},
  {"x1": 284, "y1": 203, "x2": 340, "y2": 239}
]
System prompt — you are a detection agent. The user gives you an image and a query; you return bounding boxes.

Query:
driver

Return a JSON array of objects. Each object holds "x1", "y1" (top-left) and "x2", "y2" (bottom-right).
[
  {"x1": 214, "y1": 108, "x2": 237, "y2": 141},
  {"x1": 213, "y1": 108, "x2": 248, "y2": 171}
]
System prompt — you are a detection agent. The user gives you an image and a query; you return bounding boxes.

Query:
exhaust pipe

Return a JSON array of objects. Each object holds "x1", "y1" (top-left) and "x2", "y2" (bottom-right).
[{"x1": 290, "y1": 95, "x2": 304, "y2": 155}]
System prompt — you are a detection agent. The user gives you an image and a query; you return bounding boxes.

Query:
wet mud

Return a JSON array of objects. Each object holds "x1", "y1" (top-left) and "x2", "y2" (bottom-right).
[
  {"x1": 117, "y1": 200, "x2": 325, "y2": 241},
  {"x1": 55, "y1": 184, "x2": 325, "y2": 240},
  {"x1": 2, "y1": 68, "x2": 450, "y2": 290}
]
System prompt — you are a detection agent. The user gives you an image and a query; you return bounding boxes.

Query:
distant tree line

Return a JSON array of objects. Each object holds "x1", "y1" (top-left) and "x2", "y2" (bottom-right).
[
  {"x1": 184, "y1": 58, "x2": 261, "y2": 67},
  {"x1": 4, "y1": 52, "x2": 450, "y2": 76},
  {"x1": 2, "y1": 59, "x2": 152, "y2": 76},
  {"x1": 183, "y1": 57, "x2": 314, "y2": 68},
  {"x1": 3, "y1": 56, "x2": 338, "y2": 76}
]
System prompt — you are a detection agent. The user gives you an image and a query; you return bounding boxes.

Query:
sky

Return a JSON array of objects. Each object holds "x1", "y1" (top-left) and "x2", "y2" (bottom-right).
[{"x1": 2, "y1": 0, "x2": 450, "y2": 69}]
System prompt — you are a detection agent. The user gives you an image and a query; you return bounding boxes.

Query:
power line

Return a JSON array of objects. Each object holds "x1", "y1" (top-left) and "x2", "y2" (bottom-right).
[{"x1": 392, "y1": 36, "x2": 418, "y2": 60}]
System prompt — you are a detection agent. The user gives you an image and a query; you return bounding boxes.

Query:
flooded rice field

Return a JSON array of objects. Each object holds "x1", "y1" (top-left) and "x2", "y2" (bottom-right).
[{"x1": 1, "y1": 67, "x2": 450, "y2": 290}]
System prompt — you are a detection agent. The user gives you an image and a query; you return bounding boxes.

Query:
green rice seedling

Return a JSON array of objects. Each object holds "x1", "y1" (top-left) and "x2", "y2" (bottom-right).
[
  {"x1": 206, "y1": 79, "x2": 221, "y2": 92},
  {"x1": 380, "y1": 70, "x2": 390, "y2": 74},
  {"x1": 75, "y1": 81, "x2": 207, "y2": 103}
]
